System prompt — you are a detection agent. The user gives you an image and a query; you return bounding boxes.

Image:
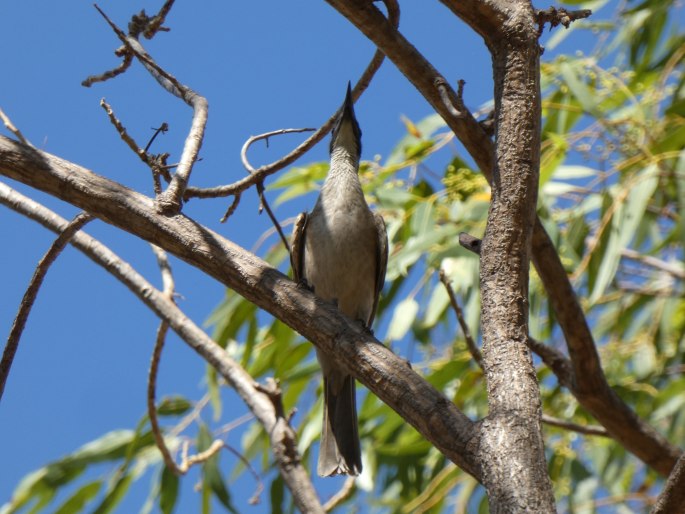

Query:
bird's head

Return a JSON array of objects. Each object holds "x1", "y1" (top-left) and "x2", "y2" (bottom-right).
[{"x1": 330, "y1": 82, "x2": 362, "y2": 161}]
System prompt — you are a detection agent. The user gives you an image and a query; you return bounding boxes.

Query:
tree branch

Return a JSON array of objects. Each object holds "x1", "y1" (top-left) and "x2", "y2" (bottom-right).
[
  {"x1": 317, "y1": 3, "x2": 682, "y2": 478},
  {"x1": 0, "y1": 211, "x2": 93, "y2": 402},
  {"x1": 0, "y1": 180, "x2": 324, "y2": 513},
  {"x1": 651, "y1": 451, "x2": 685, "y2": 514},
  {"x1": 541, "y1": 414, "x2": 609, "y2": 437},
  {"x1": 474, "y1": 1, "x2": 555, "y2": 508},
  {"x1": 0, "y1": 137, "x2": 482, "y2": 480},
  {"x1": 439, "y1": 269, "x2": 482, "y2": 366},
  {"x1": 92, "y1": 4, "x2": 207, "y2": 215}
]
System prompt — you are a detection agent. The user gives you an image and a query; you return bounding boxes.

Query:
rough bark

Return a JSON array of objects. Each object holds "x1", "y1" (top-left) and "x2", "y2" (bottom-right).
[
  {"x1": 474, "y1": 2, "x2": 556, "y2": 511},
  {"x1": 651, "y1": 451, "x2": 685, "y2": 514}
]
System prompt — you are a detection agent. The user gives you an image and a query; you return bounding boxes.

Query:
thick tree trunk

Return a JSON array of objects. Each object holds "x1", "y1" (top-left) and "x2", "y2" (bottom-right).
[{"x1": 476, "y1": 3, "x2": 556, "y2": 512}]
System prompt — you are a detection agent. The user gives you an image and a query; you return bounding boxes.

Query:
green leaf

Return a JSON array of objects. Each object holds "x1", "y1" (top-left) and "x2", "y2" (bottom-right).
[
  {"x1": 53, "y1": 482, "x2": 101, "y2": 514},
  {"x1": 386, "y1": 113, "x2": 446, "y2": 165},
  {"x1": 157, "y1": 396, "x2": 193, "y2": 417},
  {"x1": 92, "y1": 473, "x2": 134, "y2": 514},
  {"x1": 386, "y1": 298, "x2": 419, "y2": 341},
  {"x1": 423, "y1": 282, "x2": 449, "y2": 329},
  {"x1": 159, "y1": 466, "x2": 179, "y2": 514},
  {"x1": 559, "y1": 61, "x2": 599, "y2": 114},
  {"x1": 198, "y1": 424, "x2": 237, "y2": 514},
  {"x1": 589, "y1": 165, "x2": 658, "y2": 303},
  {"x1": 269, "y1": 477, "x2": 284, "y2": 514}
]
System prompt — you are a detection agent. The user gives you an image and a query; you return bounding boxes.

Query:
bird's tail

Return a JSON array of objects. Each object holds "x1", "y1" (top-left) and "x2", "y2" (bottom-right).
[{"x1": 318, "y1": 374, "x2": 362, "y2": 477}]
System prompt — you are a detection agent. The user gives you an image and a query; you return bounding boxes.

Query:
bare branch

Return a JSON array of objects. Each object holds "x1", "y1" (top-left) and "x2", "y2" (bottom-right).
[
  {"x1": 0, "y1": 181, "x2": 325, "y2": 513},
  {"x1": 148, "y1": 320, "x2": 179, "y2": 473},
  {"x1": 92, "y1": 4, "x2": 208, "y2": 215},
  {"x1": 100, "y1": 100, "x2": 171, "y2": 195},
  {"x1": 233, "y1": 127, "x2": 316, "y2": 253},
  {"x1": 541, "y1": 414, "x2": 609, "y2": 437},
  {"x1": 81, "y1": 51, "x2": 133, "y2": 87},
  {"x1": 622, "y1": 248, "x2": 685, "y2": 280},
  {"x1": 134, "y1": 0, "x2": 175, "y2": 39},
  {"x1": 0, "y1": 211, "x2": 93, "y2": 402},
  {"x1": 181, "y1": 439, "x2": 224, "y2": 471},
  {"x1": 527, "y1": 337, "x2": 575, "y2": 390},
  {"x1": 438, "y1": 269, "x2": 482, "y2": 366},
  {"x1": 458, "y1": 232, "x2": 483, "y2": 255},
  {"x1": 323, "y1": 476, "x2": 356, "y2": 512},
  {"x1": 535, "y1": 6, "x2": 592, "y2": 35},
  {"x1": 241, "y1": 128, "x2": 317, "y2": 175}
]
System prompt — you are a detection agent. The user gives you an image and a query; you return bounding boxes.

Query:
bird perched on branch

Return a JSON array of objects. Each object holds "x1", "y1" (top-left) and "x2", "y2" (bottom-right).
[{"x1": 291, "y1": 83, "x2": 388, "y2": 477}]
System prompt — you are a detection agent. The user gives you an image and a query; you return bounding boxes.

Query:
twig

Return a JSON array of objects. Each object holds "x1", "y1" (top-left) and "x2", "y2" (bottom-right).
[
  {"x1": 541, "y1": 414, "x2": 609, "y2": 437},
  {"x1": 622, "y1": 248, "x2": 685, "y2": 280},
  {"x1": 144, "y1": 123, "x2": 169, "y2": 154},
  {"x1": 180, "y1": 439, "x2": 224, "y2": 471},
  {"x1": 147, "y1": 245, "x2": 181, "y2": 474},
  {"x1": 219, "y1": 194, "x2": 241, "y2": 223},
  {"x1": 82, "y1": 51, "x2": 133, "y2": 87},
  {"x1": 435, "y1": 77, "x2": 464, "y2": 118},
  {"x1": 458, "y1": 232, "x2": 482, "y2": 255},
  {"x1": 438, "y1": 269, "x2": 482, "y2": 366},
  {"x1": 99, "y1": 99, "x2": 170, "y2": 194},
  {"x1": 0, "y1": 107, "x2": 34, "y2": 148},
  {"x1": 170, "y1": 393, "x2": 210, "y2": 437},
  {"x1": 222, "y1": 444, "x2": 265, "y2": 505},
  {"x1": 0, "y1": 182, "x2": 325, "y2": 513},
  {"x1": 323, "y1": 476, "x2": 356, "y2": 512},
  {"x1": 236, "y1": 128, "x2": 316, "y2": 249},
  {"x1": 527, "y1": 337, "x2": 576, "y2": 390},
  {"x1": 183, "y1": 0, "x2": 400, "y2": 203},
  {"x1": 83, "y1": 1, "x2": 175, "y2": 87},
  {"x1": 148, "y1": 319, "x2": 179, "y2": 473},
  {"x1": 535, "y1": 6, "x2": 592, "y2": 35},
  {"x1": 241, "y1": 128, "x2": 317, "y2": 175},
  {"x1": 131, "y1": 0, "x2": 175, "y2": 39},
  {"x1": 0, "y1": 212, "x2": 93, "y2": 401},
  {"x1": 93, "y1": 4, "x2": 207, "y2": 215}
]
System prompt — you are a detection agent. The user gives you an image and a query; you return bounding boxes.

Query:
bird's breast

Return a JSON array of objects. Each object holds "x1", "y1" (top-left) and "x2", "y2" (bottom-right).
[{"x1": 303, "y1": 191, "x2": 378, "y2": 324}]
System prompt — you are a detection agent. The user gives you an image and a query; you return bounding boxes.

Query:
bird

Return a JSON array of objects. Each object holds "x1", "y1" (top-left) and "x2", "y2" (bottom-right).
[{"x1": 291, "y1": 83, "x2": 388, "y2": 477}]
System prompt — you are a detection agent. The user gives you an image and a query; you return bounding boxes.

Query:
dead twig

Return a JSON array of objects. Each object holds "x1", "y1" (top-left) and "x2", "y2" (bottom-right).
[
  {"x1": 0, "y1": 107, "x2": 34, "y2": 148},
  {"x1": 0, "y1": 212, "x2": 93, "y2": 401},
  {"x1": 99, "y1": 99, "x2": 171, "y2": 194},
  {"x1": 232, "y1": 127, "x2": 316, "y2": 253},
  {"x1": 323, "y1": 476, "x2": 356, "y2": 512},
  {"x1": 91, "y1": 4, "x2": 207, "y2": 214},
  {"x1": 438, "y1": 269, "x2": 482, "y2": 366},
  {"x1": 535, "y1": 6, "x2": 592, "y2": 35},
  {"x1": 541, "y1": 414, "x2": 609, "y2": 437},
  {"x1": 82, "y1": 0, "x2": 174, "y2": 87}
]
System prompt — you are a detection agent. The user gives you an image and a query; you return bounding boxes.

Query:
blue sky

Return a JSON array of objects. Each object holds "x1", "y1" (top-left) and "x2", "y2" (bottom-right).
[{"x1": 0, "y1": 1, "x2": 607, "y2": 512}]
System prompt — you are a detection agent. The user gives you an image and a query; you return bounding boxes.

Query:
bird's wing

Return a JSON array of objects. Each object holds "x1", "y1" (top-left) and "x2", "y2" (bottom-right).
[
  {"x1": 290, "y1": 212, "x2": 309, "y2": 282},
  {"x1": 368, "y1": 212, "x2": 388, "y2": 326}
]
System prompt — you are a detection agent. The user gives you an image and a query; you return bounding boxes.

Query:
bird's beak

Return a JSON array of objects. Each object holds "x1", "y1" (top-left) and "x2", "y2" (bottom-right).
[
  {"x1": 330, "y1": 82, "x2": 362, "y2": 157},
  {"x1": 341, "y1": 82, "x2": 356, "y2": 124}
]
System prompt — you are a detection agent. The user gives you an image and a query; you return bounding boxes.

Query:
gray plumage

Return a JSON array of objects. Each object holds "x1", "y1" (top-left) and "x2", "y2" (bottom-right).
[{"x1": 291, "y1": 84, "x2": 388, "y2": 477}]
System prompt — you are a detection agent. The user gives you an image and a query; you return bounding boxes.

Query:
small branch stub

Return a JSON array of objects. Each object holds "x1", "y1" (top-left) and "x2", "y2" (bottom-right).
[{"x1": 536, "y1": 7, "x2": 592, "y2": 35}]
